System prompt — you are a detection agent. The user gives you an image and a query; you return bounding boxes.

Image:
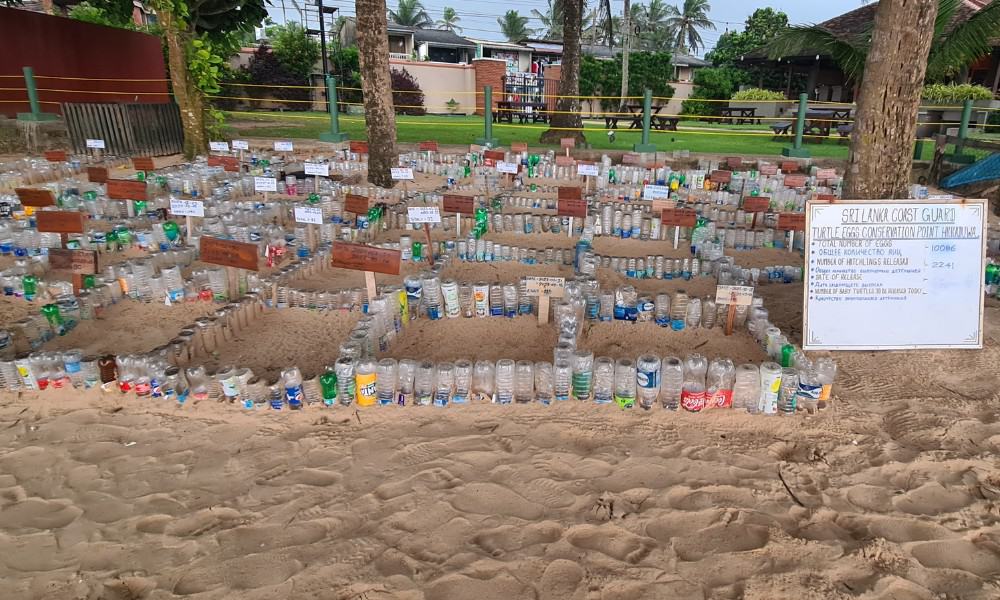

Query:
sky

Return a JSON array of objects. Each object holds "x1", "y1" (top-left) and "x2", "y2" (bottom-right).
[{"x1": 266, "y1": 0, "x2": 870, "y2": 56}]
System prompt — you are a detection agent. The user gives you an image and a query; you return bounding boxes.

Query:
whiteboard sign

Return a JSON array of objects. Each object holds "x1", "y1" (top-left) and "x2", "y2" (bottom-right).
[
  {"x1": 209, "y1": 141, "x2": 229, "y2": 152},
  {"x1": 643, "y1": 184, "x2": 670, "y2": 200},
  {"x1": 304, "y1": 162, "x2": 329, "y2": 177},
  {"x1": 577, "y1": 163, "x2": 599, "y2": 177},
  {"x1": 232, "y1": 140, "x2": 249, "y2": 151},
  {"x1": 254, "y1": 177, "x2": 277, "y2": 192},
  {"x1": 294, "y1": 206, "x2": 324, "y2": 225},
  {"x1": 407, "y1": 206, "x2": 441, "y2": 224},
  {"x1": 274, "y1": 140, "x2": 294, "y2": 152},
  {"x1": 170, "y1": 198, "x2": 205, "y2": 217},
  {"x1": 391, "y1": 167, "x2": 414, "y2": 180},
  {"x1": 715, "y1": 285, "x2": 754, "y2": 306},
  {"x1": 804, "y1": 198, "x2": 986, "y2": 350},
  {"x1": 524, "y1": 276, "x2": 565, "y2": 297},
  {"x1": 86, "y1": 139, "x2": 105, "y2": 149},
  {"x1": 496, "y1": 161, "x2": 519, "y2": 174}
]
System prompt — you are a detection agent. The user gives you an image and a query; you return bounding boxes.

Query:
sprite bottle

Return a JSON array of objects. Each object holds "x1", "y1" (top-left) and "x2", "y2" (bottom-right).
[
  {"x1": 22, "y1": 274, "x2": 37, "y2": 300},
  {"x1": 320, "y1": 371, "x2": 338, "y2": 406}
]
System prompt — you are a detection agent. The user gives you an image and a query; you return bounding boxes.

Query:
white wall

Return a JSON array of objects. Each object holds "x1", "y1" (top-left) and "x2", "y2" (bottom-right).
[{"x1": 388, "y1": 59, "x2": 477, "y2": 115}]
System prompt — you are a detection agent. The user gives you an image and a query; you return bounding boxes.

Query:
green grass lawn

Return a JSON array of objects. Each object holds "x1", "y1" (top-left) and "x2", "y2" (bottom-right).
[{"x1": 223, "y1": 111, "x2": 947, "y2": 161}]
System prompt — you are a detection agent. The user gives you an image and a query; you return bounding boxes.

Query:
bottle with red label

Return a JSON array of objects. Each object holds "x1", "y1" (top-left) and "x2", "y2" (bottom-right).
[
  {"x1": 706, "y1": 358, "x2": 735, "y2": 409},
  {"x1": 680, "y1": 354, "x2": 708, "y2": 412}
]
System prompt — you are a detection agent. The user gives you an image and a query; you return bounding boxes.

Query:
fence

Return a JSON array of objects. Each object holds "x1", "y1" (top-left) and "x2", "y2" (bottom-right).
[{"x1": 63, "y1": 102, "x2": 184, "y2": 156}]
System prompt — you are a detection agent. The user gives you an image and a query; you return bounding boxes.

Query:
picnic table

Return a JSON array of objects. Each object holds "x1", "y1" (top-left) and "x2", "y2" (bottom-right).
[
  {"x1": 719, "y1": 107, "x2": 760, "y2": 125},
  {"x1": 804, "y1": 108, "x2": 852, "y2": 138},
  {"x1": 604, "y1": 104, "x2": 678, "y2": 131},
  {"x1": 494, "y1": 100, "x2": 549, "y2": 124}
]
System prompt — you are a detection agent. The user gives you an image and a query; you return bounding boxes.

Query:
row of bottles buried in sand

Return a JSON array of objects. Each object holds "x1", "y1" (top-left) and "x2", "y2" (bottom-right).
[{"x1": 2, "y1": 350, "x2": 835, "y2": 417}]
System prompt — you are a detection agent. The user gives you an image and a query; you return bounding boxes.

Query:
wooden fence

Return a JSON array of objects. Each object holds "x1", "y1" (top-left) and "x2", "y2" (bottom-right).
[{"x1": 62, "y1": 102, "x2": 184, "y2": 156}]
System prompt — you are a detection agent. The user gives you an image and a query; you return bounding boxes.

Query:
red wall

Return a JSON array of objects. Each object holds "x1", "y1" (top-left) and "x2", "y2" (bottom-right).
[{"x1": 0, "y1": 8, "x2": 169, "y2": 117}]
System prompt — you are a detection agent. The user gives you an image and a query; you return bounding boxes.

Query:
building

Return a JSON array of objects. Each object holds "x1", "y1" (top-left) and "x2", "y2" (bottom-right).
[
  {"x1": 338, "y1": 21, "x2": 474, "y2": 64},
  {"x1": 467, "y1": 38, "x2": 533, "y2": 73}
]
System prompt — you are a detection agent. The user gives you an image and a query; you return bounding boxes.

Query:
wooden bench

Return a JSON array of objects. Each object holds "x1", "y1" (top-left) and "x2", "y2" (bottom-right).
[{"x1": 771, "y1": 122, "x2": 792, "y2": 137}]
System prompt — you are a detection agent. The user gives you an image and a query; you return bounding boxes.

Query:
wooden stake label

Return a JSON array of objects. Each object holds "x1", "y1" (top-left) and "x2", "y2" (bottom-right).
[
  {"x1": 555, "y1": 155, "x2": 575, "y2": 166},
  {"x1": 48, "y1": 248, "x2": 98, "y2": 274},
  {"x1": 443, "y1": 194, "x2": 474, "y2": 214},
  {"x1": 710, "y1": 170, "x2": 732, "y2": 184},
  {"x1": 560, "y1": 137, "x2": 575, "y2": 149},
  {"x1": 557, "y1": 197, "x2": 587, "y2": 218},
  {"x1": 783, "y1": 174, "x2": 808, "y2": 188},
  {"x1": 106, "y1": 179, "x2": 147, "y2": 201},
  {"x1": 726, "y1": 157, "x2": 743, "y2": 169},
  {"x1": 524, "y1": 276, "x2": 566, "y2": 297},
  {"x1": 780, "y1": 161, "x2": 800, "y2": 173},
  {"x1": 483, "y1": 149, "x2": 505, "y2": 161},
  {"x1": 331, "y1": 241, "x2": 401, "y2": 275},
  {"x1": 742, "y1": 197, "x2": 770, "y2": 212},
  {"x1": 511, "y1": 141, "x2": 528, "y2": 152},
  {"x1": 777, "y1": 212, "x2": 806, "y2": 231},
  {"x1": 760, "y1": 163, "x2": 778, "y2": 176},
  {"x1": 15, "y1": 188, "x2": 55, "y2": 207},
  {"x1": 199, "y1": 236, "x2": 259, "y2": 271},
  {"x1": 557, "y1": 186, "x2": 582, "y2": 200},
  {"x1": 208, "y1": 155, "x2": 240, "y2": 172},
  {"x1": 715, "y1": 284, "x2": 754, "y2": 306},
  {"x1": 87, "y1": 166, "x2": 108, "y2": 183},
  {"x1": 349, "y1": 141, "x2": 369, "y2": 154},
  {"x1": 44, "y1": 150, "x2": 67, "y2": 162},
  {"x1": 345, "y1": 194, "x2": 370, "y2": 214},
  {"x1": 660, "y1": 208, "x2": 697, "y2": 227},
  {"x1": 36, "y1": 211, "x2": 84, "y2": 233},
  {"x1": 132, "y1": 156, "x2": 155, "y2": 171},
  {"x1": 418, "y1": 141, "x2": 439, "y2": 151}
]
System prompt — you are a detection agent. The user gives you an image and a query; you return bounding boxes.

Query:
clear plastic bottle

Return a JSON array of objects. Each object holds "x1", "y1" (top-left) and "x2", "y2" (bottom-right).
[
  {"x1": 680, "y1": 354, "x2": 708, "y2": 412},
  {"x1": 473, "y1": 360, "x2": 495, "y2": 402},
  {"x1": 494, "y1": 359, "x2": 515, "y2": 404},
  {"x1": 335, "y1": 357, "x2": 356, "y2": 406},
  {"x1": 796, "y1": 363, "x2": 821, "y2": 415},
  {"x1": 661, "y1": 356, "x2": 684, "y2": 410},
  {"x1": 397, "y1": 358, "x2": 417, "y2": 405},
  {"x1": 489, "y1": 284, "x2": 504, "y2": 317},
  {"x1": 571, "y1": 350, "x2": 594, "y2": 401},
  {"x1": 514, "y1": 360, "x2": 534, "y2": 403},
  {"x1": 778, "y1": 367, "x2": 799, "y2": 416},
  {"x1": 534, "y1": 362, "x2": 554, "y2": 405},
  {"x1": 355, "y1": 358, "x2": 377, "y2": 407},
  {"x1": 376, "y1": 359, "x2": 397, "y2": 406},
  {"x1": 671, "y1": 290, "x2": 689, "y2": 330},
  {"x1": 282, "y1": 366, "x2": 304, "y2": 409},
  {"x1": 422, "y1": 275, "x2": 442, "y2": 320},
  {"x1": 553, "y1": 359, "x2": 572, "y2": 402},
  {"x1": 453, "y1": 359, "x2": 472, "y2": 403},
  {"x1": 503, "y1": 284, "x2": 518, "y2": 318},
  {"x1": 758, "y1": 361, "x2": 782, "y2": 415},
  {"x1": 593, "y1": 356, "x2": 614, "y2": 404},
  {"x1": 815, "y1": 357, "x2": 837, "y2": 410},
  {"x1": 654, "y1": 294, "x2": 671, "y2": 327},
  {"x1": 685, "y1": 297, "x2": 702, "y2": 329},
  {"x1": 614, "y1": 358, "x2": 637, "y2": 409},
  {"x1": 706, "y1": 358, "x2": 735, "y2": 409},
  {"x1": 441, "y1": 280, "x2": 461, "y2": 318},
  {"x1": 434, "y1": 362, "x2": 454, "y2": 407},
  {"x1": 415, "y1": 361, "x2": 435, "y2": 406},
  {"x1": 636, "y1": 354, "x2": 661, "y2": 410},
  {"x1": 702, "y1": 298, "x2": 717, "y2": 329}
]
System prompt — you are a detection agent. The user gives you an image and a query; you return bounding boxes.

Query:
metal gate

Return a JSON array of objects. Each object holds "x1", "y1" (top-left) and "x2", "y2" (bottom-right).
[{"x1": 62, "y1": 102, "x2": 184, "y2": 156}]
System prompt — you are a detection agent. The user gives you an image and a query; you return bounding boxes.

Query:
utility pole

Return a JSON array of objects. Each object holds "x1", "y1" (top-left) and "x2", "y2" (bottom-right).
[
  {"x1": 619, "y1": 0, "x2": 631, "y2": 109},
  {"x1": 309, "y1": 0, "x2": 338, "y2": 111}
]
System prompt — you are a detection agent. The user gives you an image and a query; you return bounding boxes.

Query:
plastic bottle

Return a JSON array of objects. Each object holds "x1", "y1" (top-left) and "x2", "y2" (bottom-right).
[
  {"x1": 778, "y1": 367, "x2": 799, "y2": 416},
  {"x1": 670, "y1": 290, "x2": 688, "y2": 330},
  {"x1": 334, "y1": 357, "x2": 356, "y2": 406},
  {"x1": 282, "y1": 366, "x2": 304, "y2": 409},
  {"x1": 571, "y1": 350, "x2": 594, "y2": 401},
  {"x1": 534, "y1": 362, "x2": 554, "y2": 405},
  {"x1": 815, "y1": 357, "x2": 837, "y2": 410},
  {"x1": 320, "y1": 369, "x2": 338, "y2": 406},
  {"x1": 453, "y1": 359, "x2": 472, "y2": 403},
  {"x1": 422, "y1": 275, "x2": 442, "y2": 320},
  {"x1": 702, "y1": 298, "x2": 717, "y2": 329},
  {"x1": 680, "y1": 354, "x2": 708, "y2": 412},
  {"x1": 796, "y1": 363, "x2": 821, "y2": 415},
  {"x1": 489, "y1": 285, "x2": 504, "y2": 317},
  {"x1": 733, "y1": 363, "x2": 760, "y2": 413},
  {"x1": 593, "y1": 357, "x2": 614, "y2": 404},
  {"x1": 441, "y1": 280, "x2": 461, "y2": 318},
  {"x1": 661, "y1": 356, "x2": 683, "y2": 410},
  {"x1": 494, "y1": 359, "x2": 515, "y2": 404},
  {"x1": 355, "y1": 358, "x2": 377, "y2": 406},
  {"x1": 553, "y1": 359, "x2": 572, "y2": 402},
  {"x1": 397, "y1": 358, "x2": 417, "y2": 405},
  {"x1": 706, "y1": 358, "x2": 735, "y2": 409},
  {"x1": 654, "y1": 294, "x2": 671, "y2": 327},
  {"x1": 614, "y1": 358, "x2": 637, "y2": 409},
  {"x1": 758, "y1": 361, "x2": 782, "y2": 415},
  {"x1": 373, "y1": 359, "x2": 396, "y2": 406},
  {"x1": 404, "y1": 275, "x2": 422, "y2": 321},
  {"x1": 685, "y1": 297, "x2": 702, "y2": 329},
  {"x1": 415, "y1": 361, "x2": 435, "y2": 406},
  {"x1": 503, "y1": 284, "x2": 518, "y2": 318},
  {"x1": 472, "y1": 360, "x2": 495, "y2": 402},
  {"x1": 434, "y1": 362, "x2": 454, "y2": 407},
  {"x1": 514, "y1": 360, "x2": 534, "y2": 403},
  {"x1": 636, "y1": 354, "x2": 661, "y2": 410}
]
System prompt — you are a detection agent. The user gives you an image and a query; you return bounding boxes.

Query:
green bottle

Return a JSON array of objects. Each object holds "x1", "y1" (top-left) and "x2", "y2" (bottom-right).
[
  {"x1": 41, "y1": 303, "x2": 64, "y2": 335},
  {"x1": 22, "y1": 274, "x2": 37, "y2": 300},
  {"x1": 780, "y1": 344, "x2": 796, "y2": 368},
  {"x1": 320, "y1": 371, "x2": 338, "y2": 406},
  {"x1": 83, "y1": 274, "x2": 96, "y2": 289},
  {"x1": 411, "y1": 241, "x2": 423, "y2": 261}
]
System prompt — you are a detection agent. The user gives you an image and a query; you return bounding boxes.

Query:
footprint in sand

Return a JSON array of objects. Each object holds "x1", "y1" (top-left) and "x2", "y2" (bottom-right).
[
  {"x1": 671, "y1": 522, "x2": 770, "y2": 561},
  {"x1": 0, "y1": 497, "x2": 83, "y2": 530},
  {"x1": 164, "y1": 507, "x2": 248, "y2": 537},
  {"x1": 472, "y1": 521, "x2": 563, "y2": 556},
  {"x1": 566, "y1": 524, "x2": 657, "y2": 564}
]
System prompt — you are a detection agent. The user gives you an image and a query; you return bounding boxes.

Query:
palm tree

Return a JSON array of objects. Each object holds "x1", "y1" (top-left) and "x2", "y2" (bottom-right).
[
  {"x1": 437, "y1": 7, "x2": 461, "y2": 32},
  {"x1": 532, "y1": 0, "x2": 564, "y2": 39},
  {"x1": 357, "y1": 0, "x2": 398, "y2": 186},
  {"x1": 767, "y1": 0, "x2": 1000, "y2": 83},
  {"x1": 389, "y1": 0, "x2": 433, "y2": 28},
  {"x1": 664, "y1": 0, "x2": 715, "y2": 54},
  {"x1": 640, "y1": 0, "x2": 672, "y2": 50},
  {"x1": 540, "y1": 0, "x2": 585, "y2": 144},
  {"x1": 497, "y1": 10, "x2": 534, "y2": 42}
]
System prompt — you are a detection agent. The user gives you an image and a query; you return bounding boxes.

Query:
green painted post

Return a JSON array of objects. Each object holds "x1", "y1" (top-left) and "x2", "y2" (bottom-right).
[
  {"x1": 948, "y1": 99, "x2": 976, "y2": 164},
  {"x1": 633, "y1": 88, "x2": 656, "y2": 153},
  {"x1": 17, "y1": 66, "x2": 58, "y2": 122},
  {"x1": 475, "y1": 85, "x2": 498, "y2": 146},
  {"x1": 783, "y1": 92, "x2": 810, "y2": 158},
  {"x1": 319, "y1": 75, "x2": 348, "y2": 142}
]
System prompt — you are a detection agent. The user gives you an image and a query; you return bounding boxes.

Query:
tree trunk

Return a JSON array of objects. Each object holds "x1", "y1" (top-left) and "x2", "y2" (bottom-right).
[
  {"x1": 619, "y1": 0, "x2": 631, "y2": 108},
  {"x1": 160, "y1": 11, "x2": 206, "y2": 160},
  {"x1": 356, "y1": 0, "x2": 398, "y2": 188},
  {"x1": 844, "y1": 0, "x2": 938, "y2": 199},
  {"x1": 540, "y1": 0, "x2": 585, "y2": 145}
]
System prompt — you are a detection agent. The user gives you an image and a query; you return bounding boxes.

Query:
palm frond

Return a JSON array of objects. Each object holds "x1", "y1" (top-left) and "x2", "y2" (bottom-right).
[
  {"x1": 927, "y1": 0, "x2": 1000, "y2": 79},
  {"x1": 766, "y1": 25, "x2": 869, "y2": 82},
  {"x1": 932, "y1": 0, "x2": 962, "y2": 40}
]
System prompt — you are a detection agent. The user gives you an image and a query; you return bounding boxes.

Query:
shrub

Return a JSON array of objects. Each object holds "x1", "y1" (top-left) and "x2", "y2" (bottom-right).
[
  {"x1": 922, "y1": 83, "x2": 993, "y2": 103},
  {"x1": 391, "y1": 68, "x2": 425, "y2": 116},
  {"x1": 683, "y1": 67, "x2": 748, "y2": 116},
  {"x1": 239, "y1": 45, "x2": 312, "y2": 110},
  {"x1": 269, "y1": 23, "x2": 320, "y2": 81},
  {"x1": 330, "y1": 47, "x2": 363, "y2": 109},
  {"x1": 731, "y1": 88, "x2": 785, "y2": 101}
]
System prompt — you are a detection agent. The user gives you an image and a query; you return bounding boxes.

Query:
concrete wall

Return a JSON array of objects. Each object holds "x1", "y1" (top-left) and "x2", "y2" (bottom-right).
[
  {"x1": 665, "y1": 81, "x2": 694, "y2": 117},
  {"x1": 389, "y1": 59, "x2": 476, "y2": 115}
]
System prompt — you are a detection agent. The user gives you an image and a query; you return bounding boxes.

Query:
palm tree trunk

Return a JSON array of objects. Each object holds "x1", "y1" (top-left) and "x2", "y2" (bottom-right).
[
  {"x1": 620, "y1": 0, "x2": 631, "y2": 108},
  {"x1": 540, "y1": 0, "x2": 585, "y2": 144},
  {"x1": 844, "y1": 0, "x2": 938, "y2": 199},
  {"x1": 356, "y1": 0, "x2": 398, "y2": 187},
  {"x1": 160, "y1": 11, "x2": 205, "y2": 160}
]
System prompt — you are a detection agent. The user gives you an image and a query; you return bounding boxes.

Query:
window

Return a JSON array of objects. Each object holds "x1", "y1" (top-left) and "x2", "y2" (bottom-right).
[{"x1": 389, "y1": 35, "x2": 407, "y2": 54}]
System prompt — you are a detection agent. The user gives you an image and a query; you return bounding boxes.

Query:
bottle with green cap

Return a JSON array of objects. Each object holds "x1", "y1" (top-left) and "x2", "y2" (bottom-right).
[
  {"x1": 320, "y1": 370, "x2": 338, "y2": 406},
  {"x1": 22, "y1": 274, "x2": 37, "y2": 301}
]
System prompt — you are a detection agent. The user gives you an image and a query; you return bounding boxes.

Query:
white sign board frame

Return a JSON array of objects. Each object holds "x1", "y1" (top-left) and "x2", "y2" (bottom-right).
[
  {"x1": 253, "y1": 176, "x2": 278, "y2": 193},
  {"x1": 577, "y1": 163, "x2": 599, "y2": 177},
  {"x1": 524, "y1": 276, "x2": 566, "y2": 297},
  {"x1": 715, "y1": 285, "x2": 754, "y2": 306},
  {"x1": 274, "y1": 140, "x2": 294, "y2": 152},
  {"x1": 86, "y1": 139, "x2": 105, "y2": 149},
  {"x1": 391, "y1": 167, "x2": 414, "y2": 181},
  {"x1": 209, "y1": 141, "x2": 229, "y2": 152},
  {"x1": 803, "y1": 198, "x2": 986, "y2": 350},
  {"x1": 643, "y1": 184, "x2": 670, "y2": 200},
  {"x1": 232, "y1": 140, "x2": 249, "y2": 151},
  {"x1": 304, "y1": 162, "x2": 330, "y2": 177},
  {"x1": 170, "y1": 198, "x2": 205, "y2": 217},
  {"x1": 496, "y1": 161, "x2": 519, "y2": 174},
  {"x1": 407, "y1": 206, "x2": 441, "y2": 224},
  {"x1": 294, "y1": 206, "x2": 324, "y2": 225}
]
